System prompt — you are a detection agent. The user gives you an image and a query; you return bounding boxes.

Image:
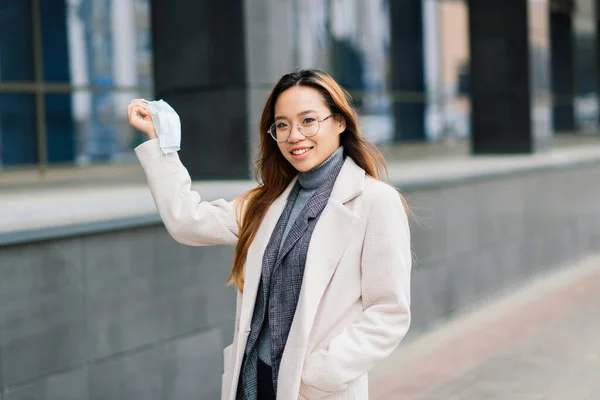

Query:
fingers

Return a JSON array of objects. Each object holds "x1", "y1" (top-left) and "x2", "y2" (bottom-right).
[
  {"x1": 127, "y1": 99, "x2": 156, "y2": 139},
  {"x1": 128, "y1": 105, "x2": 139, "y2": 122},
  {"x1": 135, "y1": 106, "x2": 150, "y2": 119},
  {"x1": 128, "y1": 105, "x2": 150, "y2": 122},
  {"x1": 127, "y1": 99, "x2": 149, "y2": 117}
]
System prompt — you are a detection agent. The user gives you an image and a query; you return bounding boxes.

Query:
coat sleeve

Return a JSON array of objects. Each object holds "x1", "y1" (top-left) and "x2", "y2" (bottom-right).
[
  {"x1": 135, "y1": 138, "x2": 243, "y2": 246},
  {"x1": 300, "y1": 182, "x2": 412, "y2": 398}
]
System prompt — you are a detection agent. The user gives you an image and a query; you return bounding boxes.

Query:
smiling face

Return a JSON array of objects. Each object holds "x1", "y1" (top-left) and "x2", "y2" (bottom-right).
[{"x1": 274, "y1": 85, "x2": 345, "y2": 172}]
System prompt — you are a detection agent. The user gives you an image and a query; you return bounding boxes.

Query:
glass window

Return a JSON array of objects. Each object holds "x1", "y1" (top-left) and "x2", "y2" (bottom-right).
[
  {"x1": 63, "y1": 88, "x2": 150, "y2": 165},
  {"x1": 45, "y1": 93, "x2": 76, "y2": 164},
  {"x1": 0, "y1": 3, "x2": 34, "y2": 83},
  {"x1": 0, "y1": 94, "x2": 37, "y2": 167},
  {"x1": 0, "y1": 0, "x2": 154, "y2": 169}
]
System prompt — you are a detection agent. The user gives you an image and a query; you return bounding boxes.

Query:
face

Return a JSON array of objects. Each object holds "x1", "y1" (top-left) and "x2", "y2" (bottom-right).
[{"x1": 273, "y1": 85, "x2": 345, "y2": 172}]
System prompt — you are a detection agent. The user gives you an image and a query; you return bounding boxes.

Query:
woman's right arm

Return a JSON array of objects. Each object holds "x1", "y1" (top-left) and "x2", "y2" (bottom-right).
[{"x1": 129, "y1": 101, "x2": 242, "y2": 247}]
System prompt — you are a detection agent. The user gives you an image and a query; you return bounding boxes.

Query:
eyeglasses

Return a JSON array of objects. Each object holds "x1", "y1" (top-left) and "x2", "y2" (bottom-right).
[{"x1": 268, "y1": 114, "x2": 335, "y2": 142}]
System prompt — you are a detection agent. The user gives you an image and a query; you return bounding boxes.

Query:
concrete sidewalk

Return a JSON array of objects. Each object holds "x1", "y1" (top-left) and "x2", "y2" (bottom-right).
[{"x1": 369, "y1": 254, "x2": 600, "y2": 399}]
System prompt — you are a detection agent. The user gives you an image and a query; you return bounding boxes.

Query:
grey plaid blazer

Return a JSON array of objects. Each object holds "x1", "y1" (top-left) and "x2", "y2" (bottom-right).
[{"x1": 237, "y1": 160, "x2": 343, "y2": 400}]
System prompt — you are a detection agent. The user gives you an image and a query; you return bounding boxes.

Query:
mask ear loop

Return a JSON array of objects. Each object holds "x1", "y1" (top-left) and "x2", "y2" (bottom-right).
[{"x1": 130, "y1": 98, "x2": 148, "y2": 104}]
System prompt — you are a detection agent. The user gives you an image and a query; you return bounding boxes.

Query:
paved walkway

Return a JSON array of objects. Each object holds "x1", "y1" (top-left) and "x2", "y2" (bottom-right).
[{"x1": 369, "y1": 254, "x2": 600, "y2": 399}]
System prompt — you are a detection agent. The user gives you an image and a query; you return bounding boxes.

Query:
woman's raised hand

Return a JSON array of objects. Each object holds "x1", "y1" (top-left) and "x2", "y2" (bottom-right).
[{"x1": 128, "y1": 99, "x2": 157, "y2": 139}]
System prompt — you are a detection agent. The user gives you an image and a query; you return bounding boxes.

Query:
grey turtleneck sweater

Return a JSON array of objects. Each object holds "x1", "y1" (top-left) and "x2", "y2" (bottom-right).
[{"x1": 257, "y1": 146, "x2": 345, "y2": 365}]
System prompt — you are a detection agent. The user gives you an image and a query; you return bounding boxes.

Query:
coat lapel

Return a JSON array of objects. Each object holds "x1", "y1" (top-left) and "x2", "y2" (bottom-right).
[
  {"x1": 273, "y1": 213, "x2": 307, "y2": 273},
  {"x1": 277, "y1": 157, "x2": 365, "y2": 398},
  {"x1": 237, "y1": 178, "x2": 298, "y2": 332}
]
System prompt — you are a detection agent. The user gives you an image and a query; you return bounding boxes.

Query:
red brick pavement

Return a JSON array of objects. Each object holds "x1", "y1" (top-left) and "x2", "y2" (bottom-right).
[{"x1": 369, "y1": 255, "x2": 600, "y2": 399}]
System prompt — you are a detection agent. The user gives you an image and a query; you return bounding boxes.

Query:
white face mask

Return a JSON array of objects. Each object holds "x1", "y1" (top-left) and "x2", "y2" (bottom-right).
[{"x1": 139, "y1": 99, "x2": 181, "y2": 154}]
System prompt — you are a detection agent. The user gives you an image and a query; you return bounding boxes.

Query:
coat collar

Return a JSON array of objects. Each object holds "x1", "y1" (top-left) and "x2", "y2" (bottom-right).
[{"x1": 330, "y1": 156, "x2": 365, "y2": 204}]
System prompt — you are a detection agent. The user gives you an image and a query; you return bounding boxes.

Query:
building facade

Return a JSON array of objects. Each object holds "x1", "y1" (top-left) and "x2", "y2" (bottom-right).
[{"x1": 0, "y1": 0, "x2": 598, "y2": 175}]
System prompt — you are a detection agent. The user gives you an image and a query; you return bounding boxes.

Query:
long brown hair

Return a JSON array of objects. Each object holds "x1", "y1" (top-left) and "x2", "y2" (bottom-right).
[{"x1": 228, "y1": 69, "x2": 394, "y2": 291}]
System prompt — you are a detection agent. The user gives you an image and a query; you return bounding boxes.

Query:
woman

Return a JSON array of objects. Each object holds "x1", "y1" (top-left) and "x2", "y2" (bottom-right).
[{"x1": 128, "y1": 69, "x2": 411, "y2": 400}]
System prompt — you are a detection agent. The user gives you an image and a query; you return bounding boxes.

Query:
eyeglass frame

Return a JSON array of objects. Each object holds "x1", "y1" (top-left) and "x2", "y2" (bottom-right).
[{"x1": 268, "y1": 113, "x2": 337, "y2": 142}]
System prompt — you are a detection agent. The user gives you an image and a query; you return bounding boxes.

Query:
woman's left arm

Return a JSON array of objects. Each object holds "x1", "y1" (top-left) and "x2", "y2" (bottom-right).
[{"x1": 301, "y1": 184, "x2": 412, "y2": 396}]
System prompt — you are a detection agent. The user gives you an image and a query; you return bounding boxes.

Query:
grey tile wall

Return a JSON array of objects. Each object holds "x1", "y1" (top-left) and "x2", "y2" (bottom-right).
[
  {"x1": 0, "y1": 239, "x2": 86, "y2": 386},
  {"x1": 443, "y1": 185, "x2": 481, "y2": 258},
  {"x1": 409, "y1": 263, "x2": 453, "y2": 333},
  {"x1": 4, "y1": 367, "x2": 88, "y2": 400},
  {"x1": 0, "y1": 224, "x2": 237, "y2": 399},
  {"x1": 84, "y1": 228, "x2": 162, "y2": 360},
  {"x1": 406, "y1": 189, "x2": 448, "y2": 267},
  {"x1": 89, "y1": 343, "x2": 163, "y2": 400},
  {"x1": 161, "y1": 329, "x2": 223, "y2": 400},
  {"x1": 153, "y1": 229, "x2": 211, "y2": 339},
  {"x1": 404, "y1": 161, "x2": 600, "y2": 332}
]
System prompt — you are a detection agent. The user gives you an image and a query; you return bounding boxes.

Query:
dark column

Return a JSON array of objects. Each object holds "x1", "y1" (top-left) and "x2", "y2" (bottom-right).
[
  {"x1": 468, "y1": 1, "x2": 535, "y2": 153},
  {"x1": 150, "y1": 0, "x2": 250, "y2": 179},
  {"x1": 389, "y1": 0, "x2": 426, "y2": 142},
  {"x1": 550, "y1": 7, "x2": 575, "y2": 132}
]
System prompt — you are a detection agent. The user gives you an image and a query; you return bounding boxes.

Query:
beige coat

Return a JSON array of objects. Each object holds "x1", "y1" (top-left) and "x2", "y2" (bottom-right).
[{"x1": 135, "y1": 139, "x2": 411, "y2": 399}]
